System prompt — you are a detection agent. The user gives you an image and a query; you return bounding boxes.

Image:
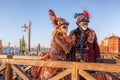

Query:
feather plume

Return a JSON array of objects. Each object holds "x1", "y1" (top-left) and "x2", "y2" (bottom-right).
[
  {"x1": 83, "y1": 10, "x2": 89, "y2": 19},
  {"x1": 49, "y1": 9, "x2": 58, "y2": 26},
  {"x1": 74, "y1": 13, "x2": 78, "y2": 18},
  {"x1": 74, "y1": 13, "x2": 83, "y2": 18}
]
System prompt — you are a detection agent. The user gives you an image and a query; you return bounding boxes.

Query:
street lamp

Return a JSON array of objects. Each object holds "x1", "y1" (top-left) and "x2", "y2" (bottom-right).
[{"x1": 22, "y1": 21, "x2": 31, "y2": 56}]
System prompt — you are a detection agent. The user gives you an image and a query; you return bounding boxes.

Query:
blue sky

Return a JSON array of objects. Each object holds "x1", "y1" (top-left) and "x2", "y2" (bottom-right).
[{"x1": 0, "y1": 0, "x2": 120, "y2": 47}]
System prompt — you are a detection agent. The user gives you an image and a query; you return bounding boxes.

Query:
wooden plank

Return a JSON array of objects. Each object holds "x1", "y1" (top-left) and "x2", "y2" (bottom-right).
[
  {"x1": 0, "y1": 64, "x2": 6, "y2": 71},
  {"x1": 0, "y1": 59, "x2": 7, "y2": 63},
  {"x1": 22, "y1": 66, "x2": 32, "y2": 72},
  {"x1": 0, "y1": 55, "x2": 13, "y2": 59},
  {"x1": 50, "y1": 69, "x2": 71, "y2": 80},
  {"x1": 11, "y1": 64, "x2": 30, "y2": 80},
  {"x1": 12, "y1": 55, "x2": 42, "y2": 60},
  {"x1": 13, "y1": 75, "x2": 17, "y2": 80},
  {"x1": 106, "y1": 72, "x2": 120, "y2": 80},
  {"x1": 8, "y1": 59, "x2": 73, "y2": 68},
  {"x1": 79, "y1": 69, "x2": 96, "y2": 80},
  {"x1": 71, "y1": 62, "x2": 78, "y2": 80},
  {"x1": 77, "y1": 63, "x2": 120, "y2": 72},
  {"x1": 0, "y1": 55, "x2": 41, "y2": 60}
]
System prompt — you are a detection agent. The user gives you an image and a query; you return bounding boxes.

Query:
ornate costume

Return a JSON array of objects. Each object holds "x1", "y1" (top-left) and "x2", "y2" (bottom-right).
[
  {"x1": 69, "y1": 27, "x2": 100, "y2": 62},
  {"x1": 49, "y1": 29, "x2": 72, "y2": 61},
  {"x1": 68, "y1": 10, "x2": 100, "y2": 62},
  {"x1": 30, "y1": 9, "x2": 72, "y2": 80},
  {"x1": 47, "y1": 9, "x2": 72, "y2": 61}
]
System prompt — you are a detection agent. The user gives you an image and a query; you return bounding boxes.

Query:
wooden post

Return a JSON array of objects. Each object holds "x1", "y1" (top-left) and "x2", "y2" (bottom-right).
[
  {"x1": 72, "y1": 62, "x2": 78, "y2": 80},
  {"x1": 14, "y1": 45, "x2": 16, "y2": 55},
  {"x1": 0, "y1": 40, "x2": 3, "y2": 55},
  {"x1": 20, "y1": 39, "x2": 22, "y2": 55},
  {"x1": 4, "y1": 64, "x2": 13, "y2": 80},
  {"x1": 38, "y1": 44, "x2": 40, "y2": 52},
  {"x1": 25, "y1": 43, "x2": 27, "y2": 56},
  {"x1": 4, "y1": 55, "x2": 13, "y2": 80},
  {"x1": 8, "y1": 42, "x2": 10, "y2": 55},
  {"x1": 36, "y1": 44, "x2": 40, "y2": 55},
  {"x1": 28, "y1": 21, "x2": 31, "y2": 56},
  {"x1": 35, "y1": 46, "x2": 38, "y2": 56}
]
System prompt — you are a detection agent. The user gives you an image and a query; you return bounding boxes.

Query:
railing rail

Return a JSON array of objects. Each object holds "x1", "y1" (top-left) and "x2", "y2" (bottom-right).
[{"x1": 0, "y1": 55, "x2": 120, "y2": 80}]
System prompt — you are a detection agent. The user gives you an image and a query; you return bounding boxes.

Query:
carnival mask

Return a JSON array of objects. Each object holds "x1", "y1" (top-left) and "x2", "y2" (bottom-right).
[
  {"x1": 60, "y1": 25, "x2": 68, "y2": 33},
  {"x1": 79, "y1": 22, "x2": 88, "y2": 31}
]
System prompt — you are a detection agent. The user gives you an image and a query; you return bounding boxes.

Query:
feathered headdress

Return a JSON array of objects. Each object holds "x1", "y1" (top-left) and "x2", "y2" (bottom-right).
[
  {"x1": 49, "y1": 9, "x2": 69, "y2": 29},
  {"x1": 74, "y1": 9, "x2": 90, "y2": 25}
]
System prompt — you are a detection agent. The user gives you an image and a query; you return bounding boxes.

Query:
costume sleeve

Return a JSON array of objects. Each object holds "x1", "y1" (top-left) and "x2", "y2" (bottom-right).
[
  {"x1": 54, "y1": 32, "x2": 72, "y2": 54},
  {"x1": 69, "y1": 30, "x2": 77, "y2": 47},
  {"x1": 93, "y1": 34, "x2": 100, "y2": 60}
]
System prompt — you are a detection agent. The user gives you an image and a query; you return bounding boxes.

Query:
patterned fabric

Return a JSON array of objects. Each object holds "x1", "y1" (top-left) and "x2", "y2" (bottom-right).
[
  {"x1": 48, "y1": 29, "x2": 72, "y2": 61},
  {"x1": 68, "y1": 27, "x2": 100, "y2": 62},
  {"x1": 30, "y1": 9, "x2": 72, "y2": 80},
  {"x1": 38, "y1": 30, "x2": 72, "y2": 80}
]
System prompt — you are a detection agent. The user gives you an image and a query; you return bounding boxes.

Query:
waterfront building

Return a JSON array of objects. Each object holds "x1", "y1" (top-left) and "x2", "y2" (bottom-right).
[{"x1": 100, "y1": 35, "x2": 120, "y2": 54}]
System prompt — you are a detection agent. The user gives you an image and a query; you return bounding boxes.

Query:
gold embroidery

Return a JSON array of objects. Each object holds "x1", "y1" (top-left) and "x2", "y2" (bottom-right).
[
  {"x1": 87, "y1": 30, "x2": 95, "y2": 44},
  {"x1": 52, "y1": 29, "x2": 70, "y2": 42}
]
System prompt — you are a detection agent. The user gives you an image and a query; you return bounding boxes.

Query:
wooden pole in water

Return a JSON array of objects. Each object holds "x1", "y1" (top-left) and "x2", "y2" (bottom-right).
[
  {"x1": 0, "y1": 40, "x2": 3, "y2": 55},
  {"x1": 35, "y1": 46, "x2": 38, "y2": 56},
  {"x1": 14, "y1": 45, "x2": 16, "y2": 55},
  {"x1": 28, "y1": 21, "x2": 31, "y2": 56},
  {"x1": 19, "y1": 39, "x2": 22, "y2": 55},
  {"x1": 37, "y1": 44, "x2": 40, "y2": 55},
  {"x1": 8, "y1": 42, "x2": 10, "y2": 55},
  {"x1": 38, "y1": 44, "x2": 40, "y2": 52}
]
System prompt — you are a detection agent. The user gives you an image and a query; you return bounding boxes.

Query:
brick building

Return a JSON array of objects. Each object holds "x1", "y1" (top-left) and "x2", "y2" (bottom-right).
[{"x1": 100, "y1": 35, "x2": 120, "y2": 54}]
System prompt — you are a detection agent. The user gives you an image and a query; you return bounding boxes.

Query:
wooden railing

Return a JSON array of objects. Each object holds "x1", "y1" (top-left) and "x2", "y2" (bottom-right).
[{"x1": 0, "y1": 55, "x2": 120, "y2": 80}]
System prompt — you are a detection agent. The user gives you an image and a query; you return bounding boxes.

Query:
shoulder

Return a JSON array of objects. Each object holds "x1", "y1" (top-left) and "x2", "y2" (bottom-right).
[
  {"x1": 88, "y1": 28, "x2": 96, "y2": 35},
  {"x1": 88, "y1": 28, "x2": 95, "y2": 33},
  {"x1": 56, "y1": 31, "x2": 63, "y2": 37},
  {"x1": 52, "y1": 29, "x2": 63, "y2": 38},
  {"x1": 70, "y1": 28, "x2": 79, "y2": 36}
]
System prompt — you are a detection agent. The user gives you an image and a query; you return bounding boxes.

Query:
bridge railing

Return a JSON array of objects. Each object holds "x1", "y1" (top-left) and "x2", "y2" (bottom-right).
[{"x1": 0, "y1": 55, "x2": 120, "y2": 80}]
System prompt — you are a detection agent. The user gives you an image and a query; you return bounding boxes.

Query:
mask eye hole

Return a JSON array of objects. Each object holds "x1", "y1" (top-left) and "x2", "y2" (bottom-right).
[
  {"x1": 61, "y1": 25, "x2": 68, "y2": 29},
  {"x1": 83, "y1": 22, "x2": 88, "y2": 26}
]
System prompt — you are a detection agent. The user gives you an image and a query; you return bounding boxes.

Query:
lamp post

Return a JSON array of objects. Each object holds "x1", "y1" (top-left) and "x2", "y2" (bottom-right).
[{"x1": 22, "y1": 21, "x2": 31, "y2": 56}]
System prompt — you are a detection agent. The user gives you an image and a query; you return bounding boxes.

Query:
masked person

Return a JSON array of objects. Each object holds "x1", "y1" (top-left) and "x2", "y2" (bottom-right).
[
  {"x1": 45, "y1": 9, "x2": 72, "y2": 61},
  {"x1": 30, "y1": 9, "x2": 72, "y2": 80},
  {"x1": 68, "y1": 10, "x2": 100, "y2": 63}
]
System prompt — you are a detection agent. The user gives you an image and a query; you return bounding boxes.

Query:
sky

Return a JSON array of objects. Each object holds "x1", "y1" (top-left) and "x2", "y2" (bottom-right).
[{"x1": 0, "y1": 0, "x2": 120, "y2": 48}]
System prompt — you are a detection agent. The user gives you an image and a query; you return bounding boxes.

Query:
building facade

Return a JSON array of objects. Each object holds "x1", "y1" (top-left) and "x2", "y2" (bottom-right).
[{"x1": 100, "y1": 35, "x2": 120, "y2": 54}]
